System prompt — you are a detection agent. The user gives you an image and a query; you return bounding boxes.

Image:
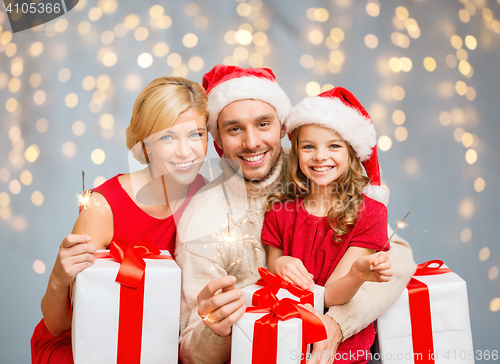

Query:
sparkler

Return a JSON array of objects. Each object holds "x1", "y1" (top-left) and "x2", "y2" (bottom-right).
[
  {"x1": 78, "y1": 171, "x2": 90, "y2": 235},
  {"x1": 208, "y1": 215, "x2": 261, "y2": 270},
  {"x1": 382, "y1": 207, "x2": 414, "y2": 250}
]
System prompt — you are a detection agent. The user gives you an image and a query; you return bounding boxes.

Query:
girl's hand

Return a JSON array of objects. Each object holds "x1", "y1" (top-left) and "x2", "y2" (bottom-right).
[
  {"x1": 275, "y1": 256, "x2": 315, "y2": 291},
  {"x1": 353, "y1": 252, "x2": 393, "y2": 283},
  {"x1": 50, "y1": 234, "x2": 97, "y2": 290}
]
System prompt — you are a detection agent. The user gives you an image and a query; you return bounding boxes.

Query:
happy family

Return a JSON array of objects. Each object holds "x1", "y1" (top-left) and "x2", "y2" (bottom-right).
[{"x1": 31, "y1": 65, "x2": 416, "y2": 364}]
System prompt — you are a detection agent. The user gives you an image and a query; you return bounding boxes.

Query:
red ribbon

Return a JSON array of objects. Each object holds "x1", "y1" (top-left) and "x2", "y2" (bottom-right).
[
  {"x1": 252, "y1": 267, "x2": 314, "y2": 307},
  {"x1": 95, "y1": 238, "x2": 172, "y2": 364},
  {"x1": 246, "y1": 285, "x2": 327, "y2": 364},
  {"x1": 407, "y1": 260, "x2": 452, "y2": 364}
]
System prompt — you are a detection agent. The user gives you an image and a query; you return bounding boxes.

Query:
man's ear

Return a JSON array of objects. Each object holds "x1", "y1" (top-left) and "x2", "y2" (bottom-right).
[
  {"x1": 280, "y1": 123, "x2": 287, "y2": 139},
  {"x1": 214, "y1": 131, "x2": 223, "y2": 150}
]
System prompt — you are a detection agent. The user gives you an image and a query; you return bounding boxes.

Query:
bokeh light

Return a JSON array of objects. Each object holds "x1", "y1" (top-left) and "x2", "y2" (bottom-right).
[
  {"x1": 378, "y1": 136, "x2": 392, "y2": 151},
  {"x1": 395, "y1": 126, "x2": 408, "y2": 142},
  {"x1": 459, "y1": 198, "x2": 475, "y2": 219},
  {"x1": 33, "y1": 260, "x2": 46, "y2": 274},
  {"x1": 20, "y1": 171, "x2": 33, "y2": 185},
  {"x1": 91, "y1": 149, "x2": 106, "y2": 164},
  {"x1": 183, "y1": 33, "x2": 198, "y2": 48},
  {"x1": 305, "y1": 82, "x2": 320, "y2": 96},
  {"x1": 423, "y1": 57, "x2": 436, "y2": 72},
  {"x1": 62, "y1": 141, "x2": 76, "y2": 157},
  {"x1": 25, "y1": 145, "x2": 40, "y2": 163},
  {"x1": 465, "y1": 149, "x2": 477, "y2": 164},
  {"x1": 479, "y1": 247, "x2": 490, "y2": 261},
  {"x1": 94, "y1": 176, "x2": 106, "y2": 187},
  {"x1": 31, "y1": 191, "x2": 44, "y2": 206},
  {"x1": 460, "y1": 228, "x2": 472, "y2": 243},
  {"x1": 65, "y1": 93, "x2": 79, "y2": 108},
  {"x1": 138, "y1": 53, "x2": 153, "y2": 68},
  {"x1": 364, "y1": 34, "x2": 378, "y2": 49},
  {"x1": 489, "y1": 267, "x2": 499, "y2": 281},
  {"x1": 474, "y1": 178, "x2": 485, "y2": 193}
]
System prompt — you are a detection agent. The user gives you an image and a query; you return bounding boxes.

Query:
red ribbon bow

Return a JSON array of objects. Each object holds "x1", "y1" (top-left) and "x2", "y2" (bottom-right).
[
  {"x1": 95, "y1": 238, "x2": 172, "y2": 364},
  {"x1": 253, "y1": 267, "x2": 314, "y2": 307},
  {"x1": 246, "y1": 285, "x2": 327, "y2": 364},
  {"x1": 407, "y1": 260, "x2": 452, "y2": 364}
]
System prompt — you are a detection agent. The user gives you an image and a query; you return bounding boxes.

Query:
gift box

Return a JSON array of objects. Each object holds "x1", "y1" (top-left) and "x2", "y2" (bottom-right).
[
  {"x1": 243, "y1": 267, "x2": 325, "y2": 313},
  {"x1": 232, "y1": 286, "x2": 327, "y2": 364},
  {"x1": 72, "y1": 239, "x2": 181, "y2": 364},
  {"x1": 377, "y1": 260, "x2": 474, "y2": 364}
]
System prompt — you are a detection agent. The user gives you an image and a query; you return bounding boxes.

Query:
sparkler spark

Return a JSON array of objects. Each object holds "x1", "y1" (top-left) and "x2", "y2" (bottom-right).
[{"x1": 383, "y1": 207, "x2": 414, "y2": 250}]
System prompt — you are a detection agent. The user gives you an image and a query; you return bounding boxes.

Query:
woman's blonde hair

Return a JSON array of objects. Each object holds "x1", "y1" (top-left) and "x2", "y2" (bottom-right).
[
  {"x1": 126, "y1": 77, "x2": 207, "y2": 162},
  {"x1": 266, "y1": 125, "x2": 370, "y2": 242}
]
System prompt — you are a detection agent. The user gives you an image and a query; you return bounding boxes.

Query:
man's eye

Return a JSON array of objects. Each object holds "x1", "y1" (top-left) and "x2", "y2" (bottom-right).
[
  {"x1": 258, "y1": 122, "x2": 269, "y2": 127},
  {"x1": 228, "y1": 127, "x2": 240, "y2": 132}
]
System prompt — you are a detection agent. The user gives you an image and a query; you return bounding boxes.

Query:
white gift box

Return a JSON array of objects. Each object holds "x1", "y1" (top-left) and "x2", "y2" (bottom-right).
[
  {"x1": 242, "y1": 283, "x2": 324, "y2": 314},
  {"x1": 377, "y1": 262, "x2": 474, "y2": 364},
  {"x1": 232, "y1": 312, "x2": 305, "y2": 364},
  {"x1": 72, "y1": 250, "x2": 181, "y2": 364}
]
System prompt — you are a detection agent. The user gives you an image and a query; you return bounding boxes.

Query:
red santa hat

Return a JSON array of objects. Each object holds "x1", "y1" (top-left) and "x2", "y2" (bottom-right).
[
  {"x1": 202, "y1": 65, "x2": 291, "y2": 139},
  {"x1": 286, "y1": 87, "x2": 389, "y2": 206}
]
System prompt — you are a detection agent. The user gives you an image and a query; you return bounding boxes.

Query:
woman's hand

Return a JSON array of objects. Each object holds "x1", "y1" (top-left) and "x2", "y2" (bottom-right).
[
  {"x1": 50, "y1": 234, "x2": 97, "y2": 289},
  {"x1": 353, "y1": 251, "x2": 393, "y2": 283},
  {"x1": 275, "y1": 256, "x2": 315, "y2": 291}
]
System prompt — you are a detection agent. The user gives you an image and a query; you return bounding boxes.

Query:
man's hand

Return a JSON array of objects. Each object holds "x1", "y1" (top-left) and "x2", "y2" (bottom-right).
[
  {"x1": 197, "y1": 275, "x2": 246, "y2": 337},
  {"x1": 275, "y1": 256, "x2": 315, "y2": 291},
  {"x1": 299, "y1": 304, "x2": 342, "y2": 364},
  {"x1": 353, "y1": 251, "x2": 393, "y2": 283}
]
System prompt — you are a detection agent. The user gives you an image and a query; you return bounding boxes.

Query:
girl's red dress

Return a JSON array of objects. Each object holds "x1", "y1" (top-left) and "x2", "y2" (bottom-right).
[
  {"x1": 31, "y1": 174, "x2": 205, "y2": 364},
  {"x1": 261, "y1": 195, "x2": 389, "y2": 364}
]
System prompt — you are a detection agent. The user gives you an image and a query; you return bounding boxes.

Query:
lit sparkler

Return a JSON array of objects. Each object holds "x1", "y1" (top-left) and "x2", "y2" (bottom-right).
[
  {"x1": 383, "y1": 207, "x2": 414, "y2": 250},
  {"x1": 78, "y1": 171, "x2": 90, "y2": 235},
  {"x1": 209, "y1": 214, "x2": 260, "y2": 269}
]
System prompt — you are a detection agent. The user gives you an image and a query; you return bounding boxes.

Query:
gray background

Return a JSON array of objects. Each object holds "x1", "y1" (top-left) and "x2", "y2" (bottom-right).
[{"x1": 0, "y1": 0, "x2": 499, "y2": 362}]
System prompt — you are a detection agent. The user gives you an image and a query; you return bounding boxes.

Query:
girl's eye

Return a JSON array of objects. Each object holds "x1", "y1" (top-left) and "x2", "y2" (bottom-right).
[
  {"x1": 303, "y1": 145, "x2": 313, "y2": 149},
  {"x1": 330, "y1": 144, "x2": 341, "y2": 149}
]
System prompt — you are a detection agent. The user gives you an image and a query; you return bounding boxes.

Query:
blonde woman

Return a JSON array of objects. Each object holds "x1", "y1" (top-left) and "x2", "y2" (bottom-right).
[{"x1": 31, "y1": 77, "x2": 208, "y2": 364}]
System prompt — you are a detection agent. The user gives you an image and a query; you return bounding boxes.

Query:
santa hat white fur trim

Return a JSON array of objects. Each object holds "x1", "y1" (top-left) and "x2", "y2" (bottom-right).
[
  {"x1": 207, "y1": 76, "x2": 292, "y2": 137},
  {"x1": 363, "y1": 184, "x2": 390, "y2": 206},
  {"x1": 286, "y1": 97, "x2": 376, "y2": 162}
]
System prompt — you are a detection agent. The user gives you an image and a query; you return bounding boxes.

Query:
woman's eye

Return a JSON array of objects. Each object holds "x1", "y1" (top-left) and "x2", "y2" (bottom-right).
[
  {"x1": 160, "y1": 135, "x2": 173, "y2": 141},
  {"x1": 190, "y1": 132, "x2": 202, "y2": 139}
]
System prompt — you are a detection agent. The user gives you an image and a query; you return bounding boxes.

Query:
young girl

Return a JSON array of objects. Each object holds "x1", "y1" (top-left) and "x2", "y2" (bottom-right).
[
  {"x1": 31, "y1": 77, "x2": 209, "y2": 364},
  {"x1": 262, "y1": 87, "x2": 392, "y2": 364}
]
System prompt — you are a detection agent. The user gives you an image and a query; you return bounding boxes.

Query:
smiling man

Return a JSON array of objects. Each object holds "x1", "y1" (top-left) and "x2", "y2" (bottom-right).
[{"x1": 175, "y1": 66, "x2": 416, "y2": 364}]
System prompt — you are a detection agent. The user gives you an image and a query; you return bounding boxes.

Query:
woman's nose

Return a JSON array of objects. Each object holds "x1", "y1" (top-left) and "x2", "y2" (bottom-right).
[{"x1": 176, "y1": 138, "x2": 191, "y2": 158}]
